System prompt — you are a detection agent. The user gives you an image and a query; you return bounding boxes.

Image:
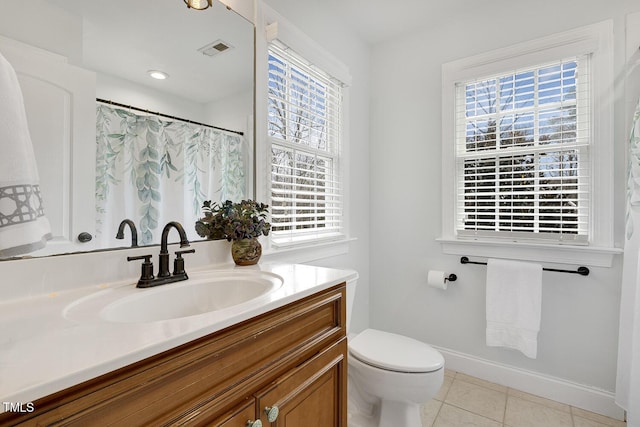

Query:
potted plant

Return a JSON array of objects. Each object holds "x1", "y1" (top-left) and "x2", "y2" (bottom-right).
[{"x1": 195, "y1": 199, "x2": 271, "y2": 265}]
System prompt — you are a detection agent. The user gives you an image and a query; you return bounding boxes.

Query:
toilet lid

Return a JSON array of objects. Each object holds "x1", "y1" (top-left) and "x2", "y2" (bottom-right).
[{"x1": 349, "y1": 329, "x2": 444, "y2": 373}]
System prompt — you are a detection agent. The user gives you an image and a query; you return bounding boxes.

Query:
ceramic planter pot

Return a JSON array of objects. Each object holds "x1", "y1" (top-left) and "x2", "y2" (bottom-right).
[{"x1": 231, "y1": 237, "x2": 262, "y2": 266}]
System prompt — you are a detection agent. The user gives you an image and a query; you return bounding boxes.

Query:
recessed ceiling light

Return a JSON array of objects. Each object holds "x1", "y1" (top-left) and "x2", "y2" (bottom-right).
[{"x1": 148, "y1": 70, "x2": 169, "y2": 80}]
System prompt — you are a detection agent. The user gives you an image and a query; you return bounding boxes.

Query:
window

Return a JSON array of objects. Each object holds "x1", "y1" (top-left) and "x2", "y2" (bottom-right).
[
  {"x1": 456, "y1": 57, "x2": 590, "y2": 244},
  {"x1": 268, "y1": 42, "x2": 344, "y2": 246},
  {"x1": 440, "y1": 21, "x2": 617, "y2": 266}
]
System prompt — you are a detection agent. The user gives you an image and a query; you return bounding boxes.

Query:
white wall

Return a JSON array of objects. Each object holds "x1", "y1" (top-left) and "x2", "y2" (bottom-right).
[
  {"x1": 369, "y1": 0, "x2": 640, "y2": 401},
  {"x1": 0, "y1": 0, "x2": 82, "y2": 64},
  {"x1": 98, "y1": 73, "x2": 252, "y2": 136},
  {"x1": 97, "y1": 73, "x2": 208, "y2": 124},
  {"x1": 205, "y1": 89, "x2": 253, "y2": 135},
  {"x1": 259, "y1": 0, "x2": 372, "y2": 333}
]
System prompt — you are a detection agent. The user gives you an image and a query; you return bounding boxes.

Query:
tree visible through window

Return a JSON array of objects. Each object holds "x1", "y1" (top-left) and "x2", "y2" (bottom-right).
[
  {"x1": 268, "y1": 43, "x2": 343, "y2": 245},
  {"x1": 456, "y1": 57, "x2": 590, "y2": 243}
]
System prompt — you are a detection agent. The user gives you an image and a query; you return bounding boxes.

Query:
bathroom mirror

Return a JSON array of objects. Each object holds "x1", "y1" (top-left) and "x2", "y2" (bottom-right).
[{"x1": 0, "y1": 0, "x2": 254, "y2": 260}]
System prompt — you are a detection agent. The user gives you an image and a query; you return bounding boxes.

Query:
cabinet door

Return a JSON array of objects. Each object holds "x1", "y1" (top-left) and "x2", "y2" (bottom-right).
[{"x1": 256, "y1": 339, "x2": 347, "y2": 427}]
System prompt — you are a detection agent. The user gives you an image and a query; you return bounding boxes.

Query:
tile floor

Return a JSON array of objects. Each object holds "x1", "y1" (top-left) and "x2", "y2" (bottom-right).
[{"x1": 349, "y1": 369, "x2": 627, "y2": 427}]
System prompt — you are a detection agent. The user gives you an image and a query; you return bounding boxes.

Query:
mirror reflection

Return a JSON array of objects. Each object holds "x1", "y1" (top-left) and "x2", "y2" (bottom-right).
[{"x1": 0, "y1": 0, "x2": 254, "y2": 260}]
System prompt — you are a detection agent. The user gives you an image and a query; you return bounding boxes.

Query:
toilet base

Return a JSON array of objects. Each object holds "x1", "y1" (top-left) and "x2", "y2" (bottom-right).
[
  {"x1": 349, "y1": 377, "x2": 425, "y2": 427},
  {"x1": 378, "y1": 400, "x2": 422, "y2": 427}
]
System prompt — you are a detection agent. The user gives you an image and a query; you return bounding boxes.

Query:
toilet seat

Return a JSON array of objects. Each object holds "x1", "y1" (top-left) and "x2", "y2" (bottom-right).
[{"x1": 349, "y1": 329, "x2": 444, "y2": 373}]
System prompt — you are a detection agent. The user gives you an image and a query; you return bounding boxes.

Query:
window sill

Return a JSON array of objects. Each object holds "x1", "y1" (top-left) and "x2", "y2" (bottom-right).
[
  {"x1": 262, "y1": 237, "x2": 356, "y2": 264},
  {"x1": 436, "y1": 238, "x2": 622, "y2": 268}
]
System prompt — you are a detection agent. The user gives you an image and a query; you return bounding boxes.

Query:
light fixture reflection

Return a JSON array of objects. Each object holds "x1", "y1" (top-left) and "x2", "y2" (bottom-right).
[
  {"x1": 184, "y1": 0, "x2": 212, "y2": 10},
  {"x1": 148, "y1": 70, "x2": 169, "y2": 80}
]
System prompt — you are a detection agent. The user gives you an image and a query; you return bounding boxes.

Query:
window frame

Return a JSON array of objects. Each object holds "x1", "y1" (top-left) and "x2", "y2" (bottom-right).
[
  {"x1": 257, "y1": 6, "x2": 352, "y2": 253},
  {"x1": 267, "y1": 42, "x2": 345, "y2": 247},
  {"x1": 455, "y1": 56, "x2": 590, "y2": 243},
  {"x1": 439, "y1": 20, "x2": 620, "y2": 267}
]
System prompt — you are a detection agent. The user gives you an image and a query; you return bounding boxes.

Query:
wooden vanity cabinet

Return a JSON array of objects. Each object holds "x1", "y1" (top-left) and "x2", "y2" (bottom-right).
[{"x1": 0, "y1": 283, "x2": 347, "y2": 427}]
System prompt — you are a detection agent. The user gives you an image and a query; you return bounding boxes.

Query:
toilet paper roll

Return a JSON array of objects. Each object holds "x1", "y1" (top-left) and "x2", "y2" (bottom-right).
[{"x1": 427, "y1": 270, "x2": 448, "y2": 290}]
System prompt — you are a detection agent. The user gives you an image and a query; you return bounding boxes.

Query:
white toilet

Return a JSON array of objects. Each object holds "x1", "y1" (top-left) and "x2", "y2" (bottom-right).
[{"x1": 346, "y1": 279, "x2": 444, "y2": 427}]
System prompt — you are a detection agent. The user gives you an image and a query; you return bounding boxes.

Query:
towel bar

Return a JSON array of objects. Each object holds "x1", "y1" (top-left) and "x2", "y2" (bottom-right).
[{"x1": 460, "y1": 256, "x2": 590, "y2": 276}]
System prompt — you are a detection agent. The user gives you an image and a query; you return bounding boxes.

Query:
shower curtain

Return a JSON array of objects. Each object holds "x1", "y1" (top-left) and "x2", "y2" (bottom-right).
[
  {"x1": 618, "y1": 98, "x2": 640, "y2": 426},
  {"x1": 94, "y1": 104, "x2": 247, "y2": 247}
]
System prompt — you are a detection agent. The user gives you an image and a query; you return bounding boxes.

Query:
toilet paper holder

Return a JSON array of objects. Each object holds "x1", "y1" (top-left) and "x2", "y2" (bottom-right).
[{"x1": 427, "y1": 270, "x2": 457, "y2": 289}]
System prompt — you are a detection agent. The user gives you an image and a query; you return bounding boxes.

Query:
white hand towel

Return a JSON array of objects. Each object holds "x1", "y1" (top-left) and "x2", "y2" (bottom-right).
[
  {"x1": 486, "y1": 258, "x2": 542, "y2": 358},
  {"x1": 0, "y1": 51, "x2": 51, "y2": 257}
]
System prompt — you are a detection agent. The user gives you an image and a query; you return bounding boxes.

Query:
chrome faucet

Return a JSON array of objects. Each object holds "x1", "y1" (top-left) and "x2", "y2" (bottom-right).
[
  {"x1": 127, "y1": 221, "x2": 195, "y2": 288},
  {"x1": 115, "y1": 219, "x2": 138, "y2": 247}
]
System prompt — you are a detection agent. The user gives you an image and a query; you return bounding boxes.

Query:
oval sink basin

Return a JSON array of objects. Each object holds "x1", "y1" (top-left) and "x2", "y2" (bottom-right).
[{"x1": 64, "y1": 270, "x2": 283, "y2": 323}]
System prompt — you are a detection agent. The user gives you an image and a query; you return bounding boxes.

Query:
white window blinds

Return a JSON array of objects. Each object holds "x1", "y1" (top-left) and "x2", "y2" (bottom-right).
[
  {"x1": 455, "y1": 56, "x2": 591, "y2": 244},
  {"x1": 268, "y1": 42, "x2": 344, "y2": 245}
]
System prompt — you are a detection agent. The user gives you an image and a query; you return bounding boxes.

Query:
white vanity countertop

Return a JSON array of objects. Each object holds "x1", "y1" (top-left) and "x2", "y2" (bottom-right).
[{"x1": 0, "y1": 262, "x2": 357, "y2": 407}]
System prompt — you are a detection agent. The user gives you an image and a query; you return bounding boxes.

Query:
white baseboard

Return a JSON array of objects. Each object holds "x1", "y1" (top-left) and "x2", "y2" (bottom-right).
[{"x1": 436, "y1": 346, "x2": 626, "y2": 421}]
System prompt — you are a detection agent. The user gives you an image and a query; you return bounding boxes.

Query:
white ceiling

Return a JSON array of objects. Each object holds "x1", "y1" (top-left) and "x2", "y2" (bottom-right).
[
  {"x1": 46, "y1": 0, "x2": 254, "y2": 104},
  {"x1": 321, "y1": 0, "x2": 514, "y2": 45},
  {"x1": 34, "y1": 0, "x2": 512, "y2": 104},
  {"x1": 322, "y1": 0, "x2": 461, "y2": 44}
]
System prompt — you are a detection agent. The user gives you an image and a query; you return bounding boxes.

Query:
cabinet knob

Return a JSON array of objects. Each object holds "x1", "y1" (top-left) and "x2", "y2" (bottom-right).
[
  {"x1": 246, "y1": 420, "x2": 262, "y2": 427},
  {"x1": 264, "y1": 405, "x2": 279, "y2": 422}
]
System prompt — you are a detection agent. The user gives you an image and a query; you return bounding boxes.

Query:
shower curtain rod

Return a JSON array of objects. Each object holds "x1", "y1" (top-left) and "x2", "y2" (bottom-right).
[
  {"x1": 460, "y1": 256, "x2": 590, "y2": 276},
  {"x1": 96, "y1": 98, "x2": 244, "y2": 136}
]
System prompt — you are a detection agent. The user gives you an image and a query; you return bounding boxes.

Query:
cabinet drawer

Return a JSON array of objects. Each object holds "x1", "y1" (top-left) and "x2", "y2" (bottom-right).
[{"x1": 0, "y1": 284, "x2": 346, "y2": 426}]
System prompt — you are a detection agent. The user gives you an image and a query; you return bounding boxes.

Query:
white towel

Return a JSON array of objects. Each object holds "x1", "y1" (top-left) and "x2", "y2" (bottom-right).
[
  {"x1": 486, "y1": 258, "x2": 542, "y2": 358},
  {"x1": 0, "y1": 51, "x2": 51, "y2": 257}
]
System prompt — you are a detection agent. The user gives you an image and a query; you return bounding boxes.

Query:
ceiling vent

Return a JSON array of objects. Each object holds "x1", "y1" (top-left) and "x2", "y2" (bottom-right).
[{"x1": 198, "y1": 40, "x2": 233, "y2": 57}]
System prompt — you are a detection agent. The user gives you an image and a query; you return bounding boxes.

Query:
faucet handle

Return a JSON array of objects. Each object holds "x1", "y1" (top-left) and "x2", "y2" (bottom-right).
[
  {"x1": 127, "y1": 254, "x2": 155, "y2": 284},
  {"x1": 174, "y1": 249, "x2": 195, "y2": 276}
]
